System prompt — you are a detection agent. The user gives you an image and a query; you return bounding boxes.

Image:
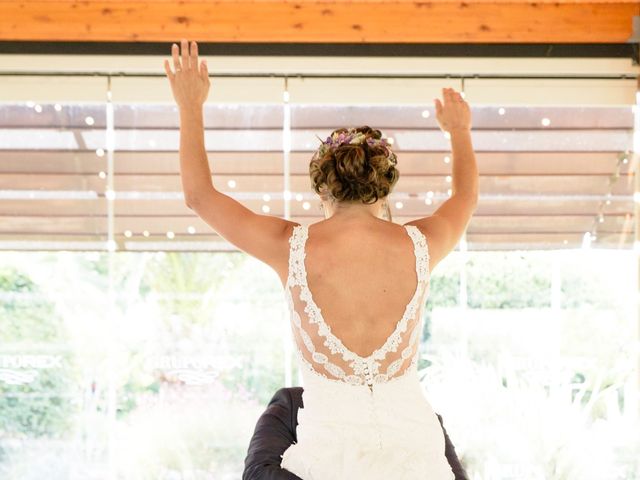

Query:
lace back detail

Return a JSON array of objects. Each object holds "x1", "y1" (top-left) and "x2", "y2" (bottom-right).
[{"x1": 285, "y1": 224, "x2": 430, "y2": 388}]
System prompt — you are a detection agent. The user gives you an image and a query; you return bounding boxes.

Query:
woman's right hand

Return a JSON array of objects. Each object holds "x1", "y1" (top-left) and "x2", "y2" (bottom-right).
[{"x1": 434, "y1": 87, "x2": 472, "y2": 133}]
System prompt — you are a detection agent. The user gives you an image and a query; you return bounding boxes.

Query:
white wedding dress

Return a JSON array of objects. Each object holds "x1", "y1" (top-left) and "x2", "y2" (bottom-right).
[{"x1": 279, "y1": 223, "x2": 456, "y2": 480}]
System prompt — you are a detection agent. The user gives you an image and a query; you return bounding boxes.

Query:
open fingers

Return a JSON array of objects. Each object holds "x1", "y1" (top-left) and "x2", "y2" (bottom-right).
[
  {"x1": 172, "y1": 43, "x2": 181, "y2": 72},
  {"x1": 181, "y1": 38, "x2": 190, "y2": 70},
  {"x1": 443, "y1": 87, "x2": 464, "y2": 104},
  {"x1": 201, "y1": 58, "x2": 209, "y2": 82},
  {"x1": 164, "y1": 59, "x2": 174, "y2": 81},
  {"x1": 190, "y1": 41, "x2": 198, "y2": 71},
  {"x1": 434, "y1": 98, "x2": 443, "y2": 115},
  {"x1": 443, "y1": 87, "x2": 453, "y2": 105}
]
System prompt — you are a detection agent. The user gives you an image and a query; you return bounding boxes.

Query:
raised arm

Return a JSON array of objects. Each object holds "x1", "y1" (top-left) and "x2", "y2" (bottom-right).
[
  {"x1": 164, "y1": 39, "x2": 296, "y2": 275},
  {"x1": 404, "y1": 87, "x2": 479, "y2": 272}
]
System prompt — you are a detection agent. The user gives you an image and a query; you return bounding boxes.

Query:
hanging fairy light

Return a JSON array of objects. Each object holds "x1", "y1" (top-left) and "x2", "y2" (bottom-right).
[{"x1": 589, "y1": 150, "x2": 629, "y2": 246}]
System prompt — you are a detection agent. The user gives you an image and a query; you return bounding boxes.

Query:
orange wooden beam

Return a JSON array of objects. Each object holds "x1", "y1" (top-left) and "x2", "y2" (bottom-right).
[{"x1": 0, "y1": 1, "x2": 637, "y2": 44}]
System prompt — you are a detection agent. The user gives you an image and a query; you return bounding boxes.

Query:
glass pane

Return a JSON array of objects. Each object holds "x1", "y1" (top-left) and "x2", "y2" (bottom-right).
[
  {"x1": 0, "y1": 84, "x2": 111, "y2": 478},
  {"x1": 0, "y1": 70, "x2": 638, "y2": 479}
]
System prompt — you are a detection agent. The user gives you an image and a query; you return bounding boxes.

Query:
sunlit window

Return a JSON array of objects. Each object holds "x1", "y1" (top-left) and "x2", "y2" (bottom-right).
[{"x1": 0, "y1": 66, "x2": 638, "y2": 478}]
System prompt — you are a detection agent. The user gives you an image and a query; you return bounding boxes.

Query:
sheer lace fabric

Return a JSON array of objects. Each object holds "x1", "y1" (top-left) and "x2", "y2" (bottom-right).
[
  {"x1": 284, "y1": 224, "x2": 430, "y2": 390},
  {"x1": 279, "y1": 223, "x2": 456, "y2": 479}
]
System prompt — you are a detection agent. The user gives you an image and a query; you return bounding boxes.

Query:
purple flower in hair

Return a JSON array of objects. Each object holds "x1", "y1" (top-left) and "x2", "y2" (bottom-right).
[{"x1": 314, "y1": 129, "x2": 397, "y2": 167}]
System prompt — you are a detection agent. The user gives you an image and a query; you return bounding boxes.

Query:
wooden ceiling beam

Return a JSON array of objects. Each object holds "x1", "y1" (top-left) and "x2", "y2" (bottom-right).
[{"x1": 0, "y1": 1, "x2": 637, "y2": 44}]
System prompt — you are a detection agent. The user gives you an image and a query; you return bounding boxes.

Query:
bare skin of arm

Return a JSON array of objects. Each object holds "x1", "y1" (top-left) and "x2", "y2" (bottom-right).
[
  {"x1": 405, "y1": 88, "x2": 479, "y2": 271},
  {"x1": 165, "y1": 40, "x2": 477, "y2": 276},
  {"x1": 164, "y1": 39, "x2": 296, "y2": 277}
]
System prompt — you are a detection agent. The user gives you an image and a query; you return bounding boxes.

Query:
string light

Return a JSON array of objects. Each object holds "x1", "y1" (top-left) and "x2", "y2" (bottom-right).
[{"x1": 589, "y1": 150, "x2": 628, "y2": 246}]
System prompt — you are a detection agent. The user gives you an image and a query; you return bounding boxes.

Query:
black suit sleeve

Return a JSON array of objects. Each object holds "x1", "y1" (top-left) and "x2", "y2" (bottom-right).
[
  {"x1": 436, "y1": 413, "x2": 469, "y2": 480},
  {"x1": 243, "y1": 387, "x2": 303, "y2": 480}
]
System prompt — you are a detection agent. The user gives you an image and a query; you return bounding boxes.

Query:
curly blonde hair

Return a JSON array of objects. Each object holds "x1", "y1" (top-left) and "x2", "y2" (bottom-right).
[{"x1": 309, "y1": 126, "x2": 399, "y2": 205}]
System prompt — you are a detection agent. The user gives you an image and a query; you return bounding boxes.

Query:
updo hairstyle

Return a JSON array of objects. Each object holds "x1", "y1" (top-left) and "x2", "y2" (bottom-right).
[{"x1": 309, "y1": 126, "x2": 399, "y2": 205}]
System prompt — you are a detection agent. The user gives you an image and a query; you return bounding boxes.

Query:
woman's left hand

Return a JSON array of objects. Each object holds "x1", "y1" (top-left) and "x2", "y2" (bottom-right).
[{"x1": 164, "y1": 39, "x2": 211, "y2": 109}]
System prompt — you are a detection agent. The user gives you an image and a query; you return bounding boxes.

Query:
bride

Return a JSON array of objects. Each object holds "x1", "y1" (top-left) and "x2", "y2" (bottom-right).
[{"x1": 165, "y1": 39, "x2": 478, "y2": 479}]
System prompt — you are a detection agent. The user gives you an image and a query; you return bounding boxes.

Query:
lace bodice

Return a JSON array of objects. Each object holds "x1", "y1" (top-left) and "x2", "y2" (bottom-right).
[{"x1": 284, "y1": 223, "x2": 430, "y2": 391}]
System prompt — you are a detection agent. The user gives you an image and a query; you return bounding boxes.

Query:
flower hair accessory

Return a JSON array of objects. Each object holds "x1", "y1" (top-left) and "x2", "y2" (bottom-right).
[{"x1": 314, "y1": 128, "x2": 398, "y2": 167}]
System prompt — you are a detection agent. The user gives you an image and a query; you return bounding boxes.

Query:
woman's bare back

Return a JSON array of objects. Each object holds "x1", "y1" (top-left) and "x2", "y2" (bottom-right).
[{"x1": 282, "y1": 218, "x2": 425, "y2": 359}]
